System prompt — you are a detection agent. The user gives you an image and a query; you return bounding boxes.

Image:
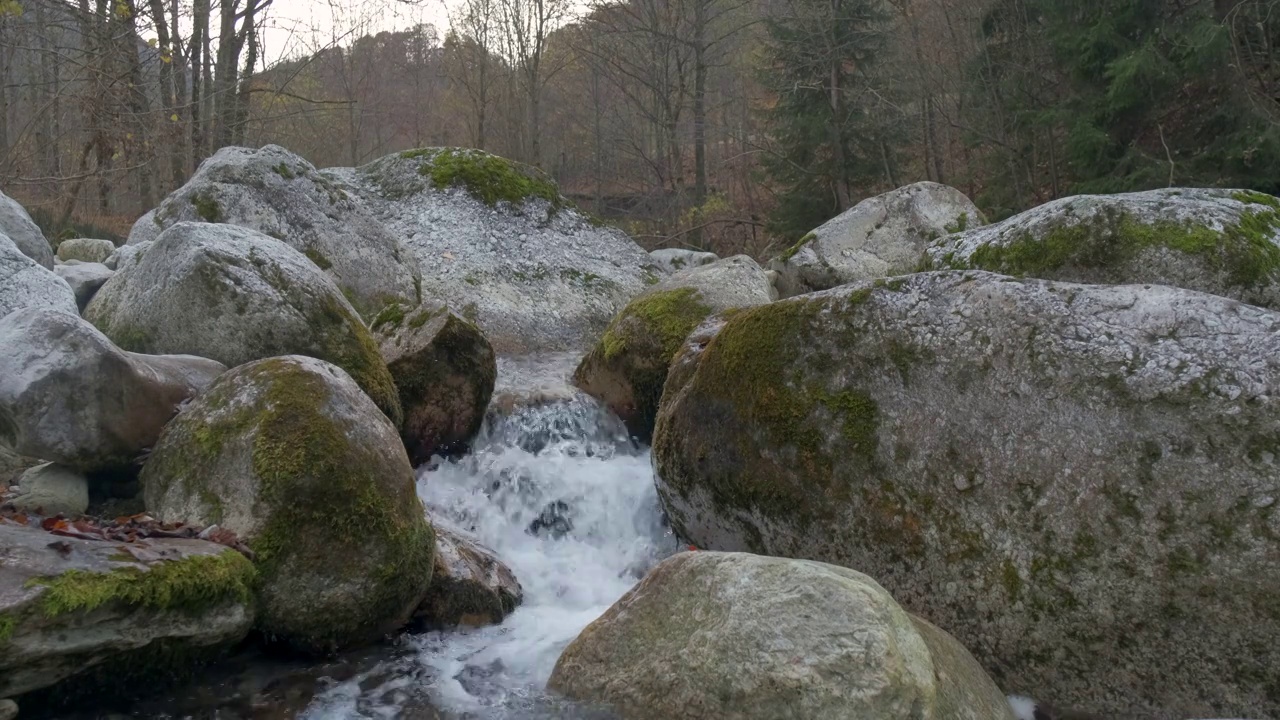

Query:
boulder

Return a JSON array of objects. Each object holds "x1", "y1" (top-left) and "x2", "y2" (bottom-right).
[
  {"x1": 0, "y1": 231, "x2": 77, "y2": 319},
  {"x1": 85, "y1": 222, "x2": 402, "y2": 426},
  {"x1": 413, "y1": 525, "x2": 521, "y2": 629},
  {"x1": 649, "y1": 248, "x2": 718, "y2": 273},
  {"x1": 769, "y1": 181, "x2": 983, "y2": 298},
  {"x1": 0, "y1": 447, "x2": 39, "y2": 488},
  {"x1": 924, "y1": 188, "x2": 1280, "y2": 310},
  {"x1": 652, "y1": 271, "x2": 1280, "y2": 718},
  {"x1": 0, "y1": 699, "x2": 14, "y2": 720},
  {"x1": 573, "y1": 255, "x2": 775, "y2": 441},
  {"x1": 138, "y1": 145, "x2": 422, "y2": 319},
  {"x1": 54, "y1": 261, "x2": 114, "y2": 310},
  {"x1": 0, "y1": 309, "x2": 226, "y2": 472},
  {"x1": 55, "y1": 238, "x2": 117, "y2": 264},
  {"x1": 127, "y1": 208, "x2": 162, "y2": 246},
  {"x1": 0, "y1": 190, "x2": 53, "y2": 268},
  {"x1": 103, "y1": 240, "x2": 150, "y2": 271},
  {"x1": 549, "y1": 551, "x2": 1014, "y2": 720},
  {"x1": 141, "y1": 356, "x2": 435, "y2": 653},
  {"x1": 343, "y1": 148, "x2": 662, "y2": 353},
  {"x1": 0, "y1": 522, "x2": 255, "y2": 703},
  {"x1": 372, "y1": 302, "x2": 496, "y2": 466},
  {"x1": 11, "y1": 463, "x2": 89, "y2": 516}
]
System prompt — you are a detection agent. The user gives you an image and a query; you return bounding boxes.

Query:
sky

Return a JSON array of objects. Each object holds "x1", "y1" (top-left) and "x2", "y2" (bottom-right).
[{"x1": 254, "y1": 0, "x2": 455, "y2": 65}]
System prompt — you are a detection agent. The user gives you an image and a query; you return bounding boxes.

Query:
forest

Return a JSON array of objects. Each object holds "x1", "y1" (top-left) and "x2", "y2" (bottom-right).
[{"x1": 1, "y1": 0, "x2": 1278, "y2": 259}]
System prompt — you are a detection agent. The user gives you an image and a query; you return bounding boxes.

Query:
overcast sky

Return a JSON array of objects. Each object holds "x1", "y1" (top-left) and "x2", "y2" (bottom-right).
[{"x1": 254, "y1": 0, "x2": 455, "y2": 65}]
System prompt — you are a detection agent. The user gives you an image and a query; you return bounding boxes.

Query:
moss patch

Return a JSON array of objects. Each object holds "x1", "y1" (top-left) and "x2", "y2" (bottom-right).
[
  {"x1": 0, "y1": 610, "x2": 15, "y2": 643},
  {"x1": 26, "y1": 550, "x2": 255, "y2": 618},
  {"x1": 303, "y1": 248, "x2": 332, "y2": 271},
  {"x1": 371, "y1": 302, "x2": 407, "y2": 333},
  {"x1": 190, "y1": 191, "x2": 222, "y2": 222},
  {"x1": 944, "y1": 212, "x2": 970, "y2": 234},
  {"x1": 953, "y1": 204, "x2": 1280, "y2": 290},
  {"x1": 272, "y1": 162, "x2": 296, "y2": 180},
  {"x1": 410, "y1": 148, "x2": 561, "y2": 209},
  {"x1": 779, "y1": 232, "x2": 816, "y2": 262},
  {"x1": 601, "y1": 288, "x2": 711, "y2": 363}
]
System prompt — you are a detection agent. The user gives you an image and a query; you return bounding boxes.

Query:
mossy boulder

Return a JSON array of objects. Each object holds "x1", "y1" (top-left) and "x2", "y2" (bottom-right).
[
  {"x1": 372, "y1": 302, "x2": 496, "y2": 466},
  {"x1": 55, "y1": 238, "x2": 116, "y2": 264},
  {"x1": 0, "y1": 189, "x2": 53, "y2": 269},
  {"x1": 0, "y1": 308, "x2": 226, "y2": 473},
  {"x1": 412, "y1": 525, "x2": 522, "y2": 630},
  {"x1": 342, "y1": 148, "x2": 662, "y2": 353},
  {"x1": 0, "y1": 522, "x2": 255, "y2": 705},
  {"x1": 573, "y1": 255, "x2": 775, "y2": 441},
  {"x1": 0, "y1": 231, "x2": 77, "y2": 319},
  {"x1": 132, "y1": 144, "x2": 421, "y2": 319},
  {"x1": 549, "y1": 551, "x2": 1014, "y2": 720},
  {"x1": 769, "y1": 181, "x2": 984, "y2": 298},
  {"x1": 924, "y1": 188, "x2": 1280, "y2": 308},
  {"x1": 141, "y1": 355, "x2": 435, "y2": 654},
  {"x1": 85, "y1": 221, "x2": 402, "y2": 427},
  {"x1": 652, "y1": 271, "x2": 1280, "y2": 718}
]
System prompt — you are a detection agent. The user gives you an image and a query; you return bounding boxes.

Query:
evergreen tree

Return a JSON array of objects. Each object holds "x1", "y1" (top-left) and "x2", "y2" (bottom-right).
[{"x1": 759, "y1": 0, "x2": 891, "y2": 240}]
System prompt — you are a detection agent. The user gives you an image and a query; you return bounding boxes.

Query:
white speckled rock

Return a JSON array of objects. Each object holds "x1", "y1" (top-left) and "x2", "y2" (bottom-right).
[
  {"x1": 573, "y1": 255, "x2": 776, "y2": 440},
  {"x1": 414, "y1": 524, "x2": 522, "y2": 629},
  {"x1": 54, "y1": 261, "x2": 114, "y2": 310},
  {"x1": 649, "y1": 248, "x2": 718, "y2": 273},
  {"x1": 11, "y1": 463, "x2": 89, "y2": 515},
  {"x1": 549, "y1": 551, "x2": 1014, "y2": 720},
  {"x1": 652, "y1": 270, "x2": 1280, "y2": 718},
  {"x1": 136, "y1": 145, "x2": 422, "y2": 319},
  {"x1": 127, "y1": 208, "x2": 162, "y2": 246},
  {"x1": 103, "y1": 240, "x2": 151, "y2": 271},
  {"x1": 85, "y1": 222, "x2": 401, "y2": 426},
  {"x1": 55, "y1": 238, "x2": 117, "y2": 264},
  {"x1": 0, "y1": 522, "x2": 255, "y2": 702},
  {"x1": 0, "y1": 190, "x2": 53, "y2": 269},
  {"x1": 0, "y1": 232, "x2": 78, "y2": 319},
  {"x1": 925, "y1": 188, "x2": 1280, "y2": 309},
  {"x1": 770, "y1": 181, "x2": 983, "y2": 297},
  {"x1": 141, "y1": 355, "x2": 434, "y2": 653},
  {"x1": 338, "y1": 148, "x2": 662, "y2": 353},
  {"x1": 0, "y1": 308, "x2": 227, "y2": 471}
]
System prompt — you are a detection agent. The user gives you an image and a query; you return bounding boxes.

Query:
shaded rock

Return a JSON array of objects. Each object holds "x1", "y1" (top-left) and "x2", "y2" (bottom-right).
[
  {"x1": 342, "y1": 148, "x2": 662, "y2": 353},
  {"x1": 0, "y1": 309, "x2": 226, "y2": 472},
  {"x1": 85, "y1": 222, "x2": 402, "y2": 426},
  {"x1": 413, "y1": 525, "x2": 521, "y2": 629},
  {"x1": 770, "y1": 181, "x2": 983, "y2": 297},
  {"x1": 55, "y1": 238, "x2": 116, "y2": 264},
  {"x1": 103, "y1": 240, "x2": 150, "y2": 271},
  {"x1": 924, "y1": 187, "x2": 1280, "y2": 309},
  {"x1": 12, "y1": 463, "x2": 89, "y2": 515},
  {"x1": 649, "y1": 248, "x2": 717, "y2": 273},
  {"x1": 652, "y1": 270, "x2": 1280, "y2": 718},
  {"x1": 527, "y1": 500, "x2": 573, "y2": 539},
  {"x1": 0, "y1": 699, "x2": 14, "y2": 720},
  {"x1": 372, "y1": 302, "x2": 496, "y2": 465},
  {"x1": 0, "y1": 190, "x2": 53, "y2": 268},
  {"x1": 549, "y1": 551, "x2": 1014, "y2": 720},
  {"x1": 1, "y1": 231, "x2": 77, "y2": 319},
  {"x1": 0, "y1": 522, "x2": 255, "y2": 703},
  {"x1": 142, "y1": 355, "x2": 434, "y2": 653},
  {"x1": 136, "y1": 145, "x2": 421, "y2": 318},
  {"x1": 574, "y1": 255, "x2": 774, "y2": 441},
  {"x1": 54, "y1": 261, "x2": 114, "y2": 310},
  {"x1": 127, "y1": 209, "x2": 161, "y2": 246}
]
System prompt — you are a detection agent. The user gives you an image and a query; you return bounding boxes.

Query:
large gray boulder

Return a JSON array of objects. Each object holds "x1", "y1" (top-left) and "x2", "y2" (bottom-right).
[
  {"x1": 924, "y1": 188, "x2": 1280, "y2": 309},
  {"x1": 342, "y1": 148, "x2": 663, "y2": 353},
  {"x1": 372, "y1": 302, "x2": 496, "y2": 466},
  {"x1": 770, "y1": 181, "x2": 983, "y2": 298},
  {"x1": 0, "y1": 522, "x2": 255, "y2": 703},
  {"x1": 86, "y1": 221, "x2": 402, "y2": 426},
  {"x1": 649, "y1": 248, "x2": 718, "y2": 273},
  {"x1": 54, "y1": 261, "x2": 114, "y2": 310},
  {"x1": 0, "y1": 309, "x2": 226, "y2": 472},
  {"x1": 10, "y1": 462, "x2": 89, "y2": 516},
  {"x1": 1, "y1": 232, "x2": 77, "y2": 319},
  {"x1": 550, "y1": 551, "x2": 1014, "y2": 720},
  {"x1": 0, "y1": 190, "x2": 53, "y2": 268},
  {"x1": 652, "y1": 271, "x2": 1280, "y2": 718},
  {"x1": 127, "y1": 209, "x2": 161, "y2": 246},
  {"x1": 55, "y1": 238, "x2": 116, "y2": 264},
  {"x1": 574, "y1": 255, "x2": 775, "y2": 441},
  {"x1": 142, "y1": 355, "x2": 435, "y2": 653},
  {"x1": 413, "y1": 525, "x2": 521, "y2": 630},
  {"x1": 134, "y1": 145, "x2": 422, "y2": 319}
]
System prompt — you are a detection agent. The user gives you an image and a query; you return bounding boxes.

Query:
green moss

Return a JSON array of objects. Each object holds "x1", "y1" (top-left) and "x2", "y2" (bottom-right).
[
  {"x1": 601, "y1": 288, "x2": 711, "y2": 363},
  {"x1": 26, "y1": 550, "x2": 255, "y2": 618},
  {"x1": 1232, "y1": 190, "x2": 1280, "y2": 210},
  {"x1": 190, "y1": 191, "x2": 222, "y2": 222},
  {"x1": 411, "y1": 148, "x2": 561, "y2": 209},
  {"x1": 303, "y1": 248, "x2": 332, "y2": 270},
  {"x1": 370, "y1": 302, "x2": 407, "y2": 333},
  {"x1": 957, "y1": 205, "x2": 1280, "y2": 290},
  {"x1": 312, "y1": 294, "x2": 403, "y2": 427},
  {"x1": 779, "y1": 232, "x2": 816, "y2": 262},
  {"x1": 271, "y1": 162, "x2": 296, "y2": 180},
  {"x1": 944, "y1": 212, "x2": 970, "y2": 234},
  {"x1": 0, "y1": 611, "x2": 15, "y2": 643},
  {"x1": 108, "y1": 323, "x2": 152, "y2": 353},
  {"x1": 1001, "y1": 560, "x2": 1023, "y2": 601}
]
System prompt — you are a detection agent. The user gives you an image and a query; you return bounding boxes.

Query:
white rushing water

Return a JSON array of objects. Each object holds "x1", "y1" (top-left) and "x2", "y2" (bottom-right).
[{"x1": 303, "y1": 354, "x2": 680, "y2": 719}]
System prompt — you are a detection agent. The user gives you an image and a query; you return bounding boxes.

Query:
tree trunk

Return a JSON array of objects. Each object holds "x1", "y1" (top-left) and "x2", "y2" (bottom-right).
[{"x1": 191, "y1": 0, "x2": 209, "y2": 168}]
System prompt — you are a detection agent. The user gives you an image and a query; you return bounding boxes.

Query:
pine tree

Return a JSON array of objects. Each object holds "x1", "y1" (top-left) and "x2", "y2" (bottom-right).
[{"x1": 759, "y1": 0, "x2": 890, "y2": 240}]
